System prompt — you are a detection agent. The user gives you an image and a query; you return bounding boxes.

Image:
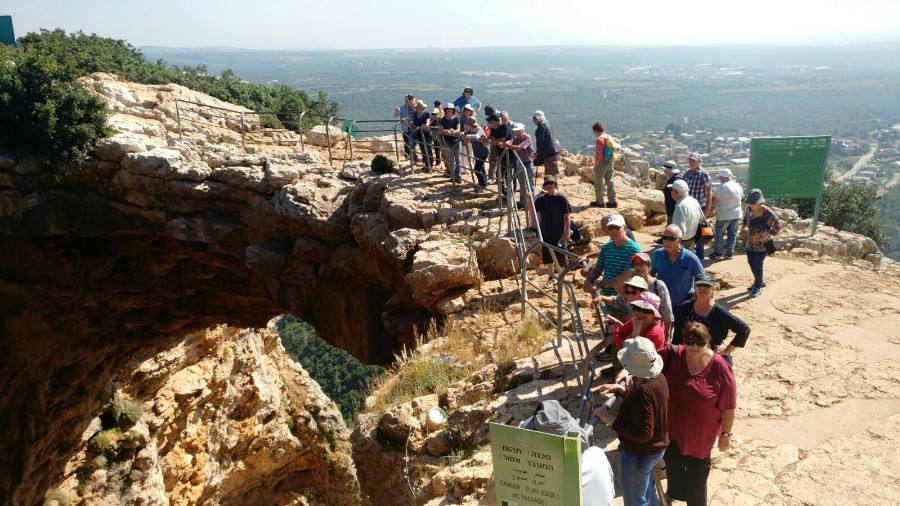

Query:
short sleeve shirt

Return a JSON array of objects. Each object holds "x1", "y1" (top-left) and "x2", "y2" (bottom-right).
[
  {"x1": 683, "y1": 168, "x2": 712, "y2": 208},
  {"x1": 594, "y1": 239, "x2": 641, "y2": 295}
]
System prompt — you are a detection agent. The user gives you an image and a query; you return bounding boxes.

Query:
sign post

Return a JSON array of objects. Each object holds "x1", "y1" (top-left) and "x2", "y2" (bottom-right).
[
  {"x1": 489, "y1": 422, "x2": 582, "y2": 506},
  {"x1": 748, "y1": 136, "x2": 830, "y2": 235}
]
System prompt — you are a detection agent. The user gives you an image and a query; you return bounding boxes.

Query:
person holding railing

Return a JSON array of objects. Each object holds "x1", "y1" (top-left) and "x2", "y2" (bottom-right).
[
  {"x1": 484, "y1": 112, "x2": 512, "y2": 195},
  {"x1": 439, "y1": 104, "x2": 462, "y2": 183},
  {"x1": 504, "y1": 122, "x2": 535, "y2": 209},
  {"x1": 411, "y1": 100, "x2": 433, "y2": 170},
  {"x1": 393, "y1": 94, "x2": 416, "y2": 160},
  {"x1": 459, "y1": 104, "x2": 476, "y2": 176},
  {"x1": 428, "y1": 106, "x2": 445, "y2": 170},
  {"x1": 464, "y1": 117, "x2": 489, "y2": 190}
]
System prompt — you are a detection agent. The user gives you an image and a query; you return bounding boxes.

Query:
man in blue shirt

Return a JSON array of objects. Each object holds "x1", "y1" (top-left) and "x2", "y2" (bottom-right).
[
  {"x1": 650, "y1": 224, "x2": 705, "y2": 304},
  {"x1": 452, "y1": 87, "x2": 481, "y2": 114}
]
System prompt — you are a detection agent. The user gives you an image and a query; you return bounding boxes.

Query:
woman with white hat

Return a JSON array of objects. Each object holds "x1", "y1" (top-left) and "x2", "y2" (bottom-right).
[{"x1": 593, "y1": 336, "x2": 669, "y2": 506}]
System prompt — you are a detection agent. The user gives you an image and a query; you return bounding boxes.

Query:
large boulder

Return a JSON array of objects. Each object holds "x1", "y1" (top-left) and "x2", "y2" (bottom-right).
[
  {"x1": 304, "y1": 125, "x2": 345, "y2": 147},
  {"x1": 405, "y1": 240, "x2": 482, "y2": 308}
]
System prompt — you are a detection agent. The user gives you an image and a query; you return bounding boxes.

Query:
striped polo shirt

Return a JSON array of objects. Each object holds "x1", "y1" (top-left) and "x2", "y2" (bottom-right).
[{"x1": 595, "y1": 239, "x2": 641, "y2": 295}]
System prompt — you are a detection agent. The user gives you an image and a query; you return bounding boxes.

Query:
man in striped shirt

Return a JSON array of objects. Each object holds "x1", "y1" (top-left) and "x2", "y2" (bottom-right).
[{"x1": 581, "y1": 214, "x2": 642, "y2": 297}]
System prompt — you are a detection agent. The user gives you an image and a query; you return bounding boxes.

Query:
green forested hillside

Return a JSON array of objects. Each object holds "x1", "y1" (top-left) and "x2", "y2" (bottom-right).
[{"x1": 277, "y1": 316, "x2": 384, "y2": 425}]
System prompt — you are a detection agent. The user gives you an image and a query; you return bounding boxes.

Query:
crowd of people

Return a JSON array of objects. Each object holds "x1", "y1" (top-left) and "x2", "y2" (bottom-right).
[{"x1": 394, "y1": 88, "x2": 782, "y2": 506}]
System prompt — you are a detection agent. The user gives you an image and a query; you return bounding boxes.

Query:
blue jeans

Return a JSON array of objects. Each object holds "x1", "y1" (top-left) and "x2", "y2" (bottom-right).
[
  {"x1": 714, "y1": 219, "x2": 739, "y2": 256},
  {"x1": 746, "y1": 250, "x2": 767, "y2": 288},
  {"x1": 694, "y1": 240, "x2": 705, "y2": 260},
  {"x1": 619, "y1": 449, "x2": 664, "y2": 506},
  {"x1": 445, "y1": 143, "x2": 461, "y2": 182}
]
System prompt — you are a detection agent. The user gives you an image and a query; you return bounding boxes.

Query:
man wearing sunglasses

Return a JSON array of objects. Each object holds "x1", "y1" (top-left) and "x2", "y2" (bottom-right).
[
  {"x1": 650, "y1": 224, "x2": 705, "y2": 304},
  {"x1": 580, "y1": 214, "x2": 641, "y2": 298}
]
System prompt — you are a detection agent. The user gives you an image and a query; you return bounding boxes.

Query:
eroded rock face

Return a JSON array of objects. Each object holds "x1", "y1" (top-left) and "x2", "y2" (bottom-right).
[
  {"x1": 0, "y1": 74, "x2": 491, "y2": 504},
  {"x1": 45, "y1": 325, "x2": 359, "y2": 506}
]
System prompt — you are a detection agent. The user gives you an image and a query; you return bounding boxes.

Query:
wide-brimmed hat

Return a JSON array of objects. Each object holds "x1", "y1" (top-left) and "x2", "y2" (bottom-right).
[
  {"x1": 671, "y1": 179, "x2": 689, "y2": 194},
  {"x1": 543, "y1": 175, "x2": 557, "y2": 186},
  {"x1": 432, "y1": 108, "x2": 441, "y2": 115},
  {"x1": 463, "y1": 103, "x2": 474, "y2": 111},
  {"x1": 688, "y1": 152, "x2": 702, "y2": 162},
  {"x1": 466, "y1": 117, "x2": 479, "y2": 128},
  {"x1": 415, "y1": 100, "x2": 426, "y2": 108},
  {"x1": 746, "y1": 188, "x2": 765, "y2": 204},
  {"x1": 718, "y1": 168, "x2": 733, "y2": 179},
  {"x1": 624, "y1": 276, "x2": 649, "y2": 291},
  {"x1": 512, "y1": 122, "x2": 525, "y2": 132},
  {"x1": 630, "y1": 292, "x2": 661, "y2": 318},
  {"x1": 661, "y1": 161, "x2": 679, "y2": 174},
  {"x1": 443, "y1": 104, "x2": 457, "y2": 112},
  {"x1": 617, "y1": 336, "x2": 663, "y2": 379}
]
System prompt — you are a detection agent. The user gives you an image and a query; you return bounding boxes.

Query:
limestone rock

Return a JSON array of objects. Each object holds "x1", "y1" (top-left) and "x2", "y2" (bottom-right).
[
  {"x1": 405, "y1": 240, "x2": 482, "y2": 308},
  {"x1": 304, "y1": 124, "x2": 345, "y2": 147}
]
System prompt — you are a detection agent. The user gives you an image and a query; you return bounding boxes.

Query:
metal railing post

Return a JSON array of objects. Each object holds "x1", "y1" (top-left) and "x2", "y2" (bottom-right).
[
  {"x1": 326, "y1": 116, "x2": 334, "y2": 165},
  {"x1": 348, "y1": 120, "x2": 357, "y2": 160},
  {"x1": 393, "y1": 121, "x2": 402, "y2": 164},
  {"x1": 298, "y1": 111, "x2": 307, "y2": 152},
  {"x1": 240, "y1": 112, "x2": 246, "y2": 151},
  {"x1": 175, "y1": 99, "x2": 182, "y2": 140}
]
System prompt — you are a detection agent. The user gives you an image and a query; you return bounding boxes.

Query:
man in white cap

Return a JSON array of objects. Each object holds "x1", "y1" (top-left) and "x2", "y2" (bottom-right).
[
  {"x1": 581, "y1": 214, "x2": 641, "y2": 298},
  {"x1": 593, "y1": 336, "x2": 669, "y2": 506},
  {"x1": 670, "y1": 179, "x2": 704, "y2": 251},
  {"x1": 532, "y1": 110, "x2": 560, "y2": 177},
  {"x1": 709, "y1": 168, "x2": 743, "y2": 259}
]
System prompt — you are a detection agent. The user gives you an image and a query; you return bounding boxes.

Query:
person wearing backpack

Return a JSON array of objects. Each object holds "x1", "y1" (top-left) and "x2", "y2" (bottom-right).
[{"x1": 591, "y1": 122, "x2": 619, "y2": 208}]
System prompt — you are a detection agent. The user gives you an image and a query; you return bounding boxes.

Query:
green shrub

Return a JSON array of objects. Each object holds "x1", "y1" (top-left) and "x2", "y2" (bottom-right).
[
  {"x1": 91, "y1": 455, "x2": 108, "y2": 469},
  {"x1": 0, "y1": 45, "x2": 108, "y2": 164},
  {"x1": 112, "y1": 398, "x2": 143, "y2": 426},
  {"x1": 87, "y1": 432, "x2": 111, "y2": 453}
]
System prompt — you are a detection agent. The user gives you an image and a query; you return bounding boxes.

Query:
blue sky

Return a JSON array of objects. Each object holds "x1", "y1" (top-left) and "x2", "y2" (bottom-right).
[{"x1": 6, "y1": 0, "x2": 900, "y2": 49}]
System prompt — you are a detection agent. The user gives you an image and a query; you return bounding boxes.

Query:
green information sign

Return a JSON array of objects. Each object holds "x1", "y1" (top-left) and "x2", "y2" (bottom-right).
[
  {"x1": 748, "y1": 135, "x2": 831, "y2": 234},
  {"x1": 489, "y1": 422, "x2": 582, "y2": 506}
]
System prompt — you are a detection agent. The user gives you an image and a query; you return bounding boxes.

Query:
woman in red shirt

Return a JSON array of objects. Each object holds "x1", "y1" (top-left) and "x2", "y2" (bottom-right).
[
  {"x1": 612, "y1": 292, "x2": 666, "y2": 350},
  {"x1": 659, "y1": 322, "x2": 736, "y2": 505}
]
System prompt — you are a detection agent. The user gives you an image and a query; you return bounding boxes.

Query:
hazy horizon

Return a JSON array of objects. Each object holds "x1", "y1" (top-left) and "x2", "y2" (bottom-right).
[{"x1": 7, "y1": 0, "x2": 900, "y2": 50}]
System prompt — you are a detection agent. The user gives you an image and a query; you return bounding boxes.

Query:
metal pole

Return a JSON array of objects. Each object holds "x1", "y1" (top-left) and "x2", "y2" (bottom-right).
[
  {"x1": 393, "y1": 121, "x2": 402, "y2": 164},
  {"x1": 240, "y1": 112, "x2": 246, "y2": 151},
  {"x1": 175, "y1": 99, "x2": 182, "y2": 140},
  {"x1": 811, "y1": 193, "x2": 822, "y2": 236},
  {"x1": 298, "y1": 111, "x2": 307, "y2": 152},
  {"x1": 348, "y1": 120, "x2": 357, "y2": 160},
  {"x1": 326, "y1": 116, "x2": 334, "y2": 165}
]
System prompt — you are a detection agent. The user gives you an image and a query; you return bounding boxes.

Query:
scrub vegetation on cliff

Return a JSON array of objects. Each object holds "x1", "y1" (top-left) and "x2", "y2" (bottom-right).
[{"x1": 0, "y1": 29, "x2": 340, "y2": 163}]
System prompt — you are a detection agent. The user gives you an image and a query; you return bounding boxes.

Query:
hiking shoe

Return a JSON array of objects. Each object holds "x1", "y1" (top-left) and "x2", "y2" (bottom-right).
[
  {"x1": 545, "y1": 278, "x2": 557, "y2": 289},
  {"x1": 747, "y1": 282, "x2": 767, "y2": 291},
  {"x1": 573, "y1": 236, "x2": 591, "y2": 247},
  {"x1": 709, "y1": 253, "x2": 723, "y2": 260},
  {"x1": 724, "y1": 253, "x2": 733, "y2": 259},
  {"x1": 605, "y1": 202, "x2": 618, "y2": 208},
  {"x1": 600, "y1": 367, "x2": 617, "y2": 378},
  {"x1": 749, "y1": 286, "x2": 762, "y2": 298},
  {"x1": 590, "y1": 201, "x2": 603, "y2": 208},
  {"x1": 595, "y1": 352, "x2": 614, "y2": 363}
]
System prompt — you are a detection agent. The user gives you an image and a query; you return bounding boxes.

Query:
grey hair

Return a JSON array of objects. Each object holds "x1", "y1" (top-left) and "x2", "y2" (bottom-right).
[
  {"x1": 664, "y1": 224, "x2": 683, "y2": 239},
  {"x1": 533, "y1": 112, "x2": 545, "y2": 120}
]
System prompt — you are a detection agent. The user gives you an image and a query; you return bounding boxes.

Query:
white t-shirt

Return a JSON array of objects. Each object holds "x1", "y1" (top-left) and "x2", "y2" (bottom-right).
[
  {"x1": 715, "y1": 181, "x2": 744, "y2": 221},
  {"x1": 581, "y1": 446, "x2": 615, "y2": 506}
]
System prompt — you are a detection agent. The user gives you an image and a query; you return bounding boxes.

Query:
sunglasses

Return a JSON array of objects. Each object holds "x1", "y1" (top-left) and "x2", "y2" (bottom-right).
[
  {"x1": 623, "y1": 288, "x2": 643, "y2": 295},
  {"x1": 606, "y1": 225, "x2": 622, "y2": 231},
  {"x1": 631, "y1": 305, "x2": 655, "y2": 315},
  {"x1": 661, "y1": 236, "x2": 678, "y2": 241},
  {"x1": 683, "y1": 339, "x2": 708, "y2": 347}
]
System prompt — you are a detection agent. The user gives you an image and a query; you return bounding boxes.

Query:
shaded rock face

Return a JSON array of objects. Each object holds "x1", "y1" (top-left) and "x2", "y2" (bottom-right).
[{"x1": 0, "y1": 74, "x2": 493, "y2": 504}]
